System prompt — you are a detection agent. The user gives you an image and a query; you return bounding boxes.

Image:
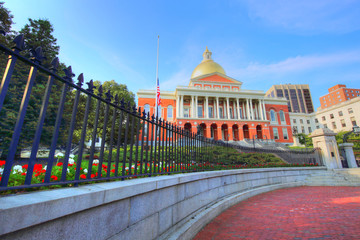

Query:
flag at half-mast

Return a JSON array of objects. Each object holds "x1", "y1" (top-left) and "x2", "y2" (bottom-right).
[{"x1": 156, "y1": 77, "x2": 161, "y2": 106}]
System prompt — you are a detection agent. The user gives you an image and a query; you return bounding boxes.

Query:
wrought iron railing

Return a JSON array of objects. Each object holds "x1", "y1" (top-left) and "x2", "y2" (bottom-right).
[{"x1": 0, "y1": 35, "x2": 323, "y2": 191}]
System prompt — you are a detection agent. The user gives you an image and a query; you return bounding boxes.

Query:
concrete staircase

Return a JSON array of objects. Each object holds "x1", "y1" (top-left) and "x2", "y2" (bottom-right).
[{"x1": 305, "y1": 169, "x2": 360, "y2": 186}]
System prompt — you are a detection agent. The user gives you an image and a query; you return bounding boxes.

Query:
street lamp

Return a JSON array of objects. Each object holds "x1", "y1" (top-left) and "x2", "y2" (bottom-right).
[{"x1": 253, "y1": 135, "x2": 257, "y2": 149}]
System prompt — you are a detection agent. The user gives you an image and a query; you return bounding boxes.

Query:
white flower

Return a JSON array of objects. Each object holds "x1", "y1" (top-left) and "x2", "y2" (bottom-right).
[
  {"x1": 125, "y1": 167, "x2": 129, "y2": 170},
  {"x1": 67, "y1": 168, "x2": 70, "y2": 173},
  {"x1": 0, "y1": 168, "x2": 3, "y2": 175},
  {"x1": 43, "y1": 166, "x2": 47, "y2": 171},
  {"x1": 69, "y1": 154, "x2": 75, "y2": 159},
  {"x1": 55, "y1": 152, "x2": 64, "y2": 157},
  {"x1": 83, "y1": 169, "x2": 88, "y2": 174},
  {"x1": 68, "y1": 158, "x2": 75, "y2": 165},
  {"x1": 93, "y1": 160, "x2": 99, "y2": 164},
  {"x1": 12, "y1": 165, "x2": 23, "y2": 174}
]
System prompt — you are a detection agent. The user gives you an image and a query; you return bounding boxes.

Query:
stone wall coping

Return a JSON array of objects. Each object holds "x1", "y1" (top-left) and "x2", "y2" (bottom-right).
[
  {"x1": 339, "y1": 143, "x2": 354, "y2": 147},
  {"x1": 0, "y1": 167, "x2": 326, "y2": 236}
]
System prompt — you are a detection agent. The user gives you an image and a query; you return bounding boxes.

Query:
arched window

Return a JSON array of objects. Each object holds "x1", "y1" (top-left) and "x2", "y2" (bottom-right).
[
  {"x1": 270, "y1": 110, "x2": 277, "y2": 122},
  {"x1": 144, "y1": 104, "x2": 150, "y2": 116},
  {"x1": 167, "y1": 105, "x2": 173, "y2": 118},
  {"x1": 279, "y1": 110, "x2": 285, "y2": 123}
]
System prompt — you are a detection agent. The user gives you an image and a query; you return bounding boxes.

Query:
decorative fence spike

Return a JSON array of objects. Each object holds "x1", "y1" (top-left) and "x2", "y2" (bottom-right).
[
  {"x1": 105, "y1": 90, "x2": 112, "y2": 101},
  {"x1": 63, "y1": 66, "x2": 75, "y2": 82},
  {"x1": 86, "y1": 79, "x2": 95, "y2": 93},
  {"x1": 114, "y1": 94, "x2": 119, "y2": 104},
  {"x1": 30, "y1": 47, "x2": 46, "y2": 64},
  {"x1": 50, "y1": 57, "x2": 59, "y2": 71},
  {"x1": 12, "y1": 34, "x2": 25, "y2": 52},
  {"x1": 77, "y1": 73, "x2": 84, "y2": 87},
  {"x1": 97, "y1": 85, "x2": 103, "y2": 96}
]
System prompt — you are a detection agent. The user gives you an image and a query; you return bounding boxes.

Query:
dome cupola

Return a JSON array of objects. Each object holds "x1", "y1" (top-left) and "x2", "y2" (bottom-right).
[{"x1": 191, "y1": 47, "x2": 226, "y2": 79}]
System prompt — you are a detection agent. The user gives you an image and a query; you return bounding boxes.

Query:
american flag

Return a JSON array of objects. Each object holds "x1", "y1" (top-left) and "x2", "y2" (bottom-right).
[{"x1": 156, "y1": 78, "x2": 161, "y2": 106}]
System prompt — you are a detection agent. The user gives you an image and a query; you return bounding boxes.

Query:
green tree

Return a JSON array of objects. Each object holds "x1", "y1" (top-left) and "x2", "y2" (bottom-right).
[
  {"x1": 0, "y1": 2, "x2": 15, "y2": 46},
  {"x1": 294, "y1": 133, "x2": 313, "y2": 147},
  {"x1": 72, "y1": 80, "x2": 137, "y2": 147}
]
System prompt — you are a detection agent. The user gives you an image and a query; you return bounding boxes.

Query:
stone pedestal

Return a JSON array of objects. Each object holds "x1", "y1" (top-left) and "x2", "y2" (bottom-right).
[
  {"x1": 309, "y1": 128, "x2": 342, "y2": 169},
  {"x1": 339, "y1": 143, "x2": 358, "y2": 168},
  {"x1": 292, "y1": 136, "x2": 304, "y2": 147}
]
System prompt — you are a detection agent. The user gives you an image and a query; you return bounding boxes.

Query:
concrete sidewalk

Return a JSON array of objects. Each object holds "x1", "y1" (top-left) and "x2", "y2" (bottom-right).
[{"x1": 194, "y1": 186, "x2": 360, "y2": 240}]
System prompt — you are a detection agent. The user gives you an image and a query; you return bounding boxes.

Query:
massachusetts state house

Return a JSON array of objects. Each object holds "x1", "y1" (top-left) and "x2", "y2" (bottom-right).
[{"x1": 137, "y1": 47, "x2": 293, "y2": 144}]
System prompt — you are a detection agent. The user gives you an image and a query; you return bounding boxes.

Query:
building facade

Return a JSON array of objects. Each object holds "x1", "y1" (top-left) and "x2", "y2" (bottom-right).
[
  {"x1": 316, "y1": 97, "x2": 360, "y2": 133},
  {"x1": 265, "y1": 84, "x2": 314, "y2": 113},
  {"x1": 319, "y1": 84, "x2": 360, "y2": 109},
  {"x1": 137, "y1": 48, "x2": 293, "y2": 143}
]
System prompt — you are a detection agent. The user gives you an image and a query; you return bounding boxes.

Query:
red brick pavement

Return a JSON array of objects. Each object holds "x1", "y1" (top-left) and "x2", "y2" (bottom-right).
[{"x1": 194, "y1": 186, "x2": 360, "y2": 240}]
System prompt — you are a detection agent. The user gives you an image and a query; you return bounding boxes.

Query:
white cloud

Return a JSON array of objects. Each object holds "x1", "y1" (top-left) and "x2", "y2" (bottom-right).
[
  {"x1": 228, "y1": 50, "x2": 360, "y2": 80},
  {"x1": 243, "y1": 0, "x2": 360, "y2": 34}
]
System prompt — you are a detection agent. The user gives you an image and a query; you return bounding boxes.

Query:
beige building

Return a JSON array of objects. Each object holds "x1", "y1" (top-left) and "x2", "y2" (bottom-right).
[
  {"x1": 266, "y1": 84, "x2": 314, "y2": 113},
  {"x1": 316, "y1": 97, "x2": 359, "y2": 133},
  {"x1": 289, "y1": 112, "x2": 319, "y2": 135}
]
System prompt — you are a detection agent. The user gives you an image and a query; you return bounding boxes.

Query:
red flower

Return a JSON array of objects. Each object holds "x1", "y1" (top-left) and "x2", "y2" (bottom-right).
[
  {"x1": 57, "y1": 162, "x2": 63, "y2": 166},
  {"x1": 21, "y1": 172, "x2": 26, "y2": 176},
  {"x1": 91, "y1": 174, "x2": 95, "y2": 178},
  {"x1": 22, "y1": 164, "x2": 28, "y2": 170},
  {"x1": 68, "y1": 164, "x2": 74, "y2": 167},
  {"x1": 0, "y1": 160, "x2": 5, "y2": 166},
  {"x1": 80, "y1": 174, "x2": 86, "y2": 179},
  {"x1": 111, "y1": 169, "x2": 115, "y2": 173},
  {"x1": 51, "y1": 175, "x2": 58, "y2": 181}
]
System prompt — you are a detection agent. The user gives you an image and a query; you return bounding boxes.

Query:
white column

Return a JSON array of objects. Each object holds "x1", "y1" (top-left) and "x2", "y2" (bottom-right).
[
  {"x1": 242, "y1": 101, "x2": 245, "y2": 119},
  {"x1": 226, "y1": 97, "x2": 231, "y2": 120},
  {"x1": 195, "y1": 95, "x2": 198, "y2": 118},
  {"x1": 259, "y1": 100, "x2": 264, "y2": 120},
  {"x1": 246, "y1": 99, "x2": 250, "y2": 120},
  {"x1": 254, "y1": 102, "x2": 258, "y2": 120},
  {"x1": 180, "y1": 95, "x2": 184, "y2": 117},
  {"x1": 205, "y1": 96, "x2": 209, "y2": 118},
  {"x1": 191, "y1": 96, "x2": 195, "y2": 118},
  {"x1": 233, "y1": 100, "x2": 236, "y2": 119},
  {"x1": 237, "y1": 98, "x2": 241, "y2": 120},
  {"x1": 216, "y1": 97, "x2": 220, "y2": 119},
  {"x1": 262, "y1": 100, "x2": 267, "y2": 120},
  {"x1": 176, "y1": 95, "x2": 180, "y2": 118},
  {"x1": 249, "y1": 99, "x2": 254, "y2": 120}
]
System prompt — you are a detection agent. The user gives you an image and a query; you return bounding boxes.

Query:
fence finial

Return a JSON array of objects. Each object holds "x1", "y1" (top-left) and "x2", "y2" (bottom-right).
[
  {"x1": 105, "y1": 90, "x2": 112, "y2": 102},
  {"x1": 114, "y1": 94, "x2": 119, "y2": 104},
  {"x1": 77, "y1": 73, "x2": 84, "y2": 87},
  {"x1": 97, "y1": 85, "x2": 103, "y2": 96},
  {"x1": 86, "y1": 79, "x2": 95, "y2": 93},
  {"x1": 120, "y1": 98, "x2": 125, "y2": 108},
  {"x1": 50, "y1": 57, "x2": 59, "y2": 72},
  {"x1": 63, "y1": 66, "x2": 75, "y2": 82},
  {"x1": 12, "y1": 34, "x2": 25, "y2": 52},
  {"x1": 30, "y1": 47, "x2": 46, "y2": 64}
]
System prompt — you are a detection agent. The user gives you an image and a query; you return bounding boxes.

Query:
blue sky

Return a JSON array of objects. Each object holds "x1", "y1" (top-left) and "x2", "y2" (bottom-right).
[{"x1": 4, "y1": 0, "x2": 360, "y2": 110}]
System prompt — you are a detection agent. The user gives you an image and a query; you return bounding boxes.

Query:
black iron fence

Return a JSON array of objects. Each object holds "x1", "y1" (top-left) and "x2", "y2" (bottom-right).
[{"x1": 0, "y1": 35, "x2": 323, "y2": 191}]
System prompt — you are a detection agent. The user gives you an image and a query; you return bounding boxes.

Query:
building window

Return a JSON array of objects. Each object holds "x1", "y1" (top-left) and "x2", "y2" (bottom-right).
[
  {"x1": 351, "y1": 117, "x2": 357, "y2": 126},
  {"x1": 301, "y1": 126, "x2": 305, "y2": 133},
  {"x1": 273, "y1": 128, "x2": 279, "y2": 140},
  {"x1": 332, "y1": 122, "x2": 337, "y2": 129},
  {"x1": 330, "y1": 114, "x2": 334, "y2": 119},
  {"x1": 184, "y1": 108, "x2": 189, "y2": 118},
  {"x1": 307, "y1": 120, "x2": 310, "y2": 124},
  {"x1": 293, "y1": 126, "x2": 298, "y2": 133},
  {"x1": 341, "y1": 119, "x2": 346, "y2": 127},
  {"x1": 167, "y1": 105, "x2": 173, "y2": 118},
  {"x1": 219, "y1": 107, "x2": 224, "y2": 118},
  {"x1": 144, "y1": 104, "x2": 150, "y2": 115},
  {"x1": 209, "y1": 106, "x2": 213, "y2": 118},
  {"x1": 300, "y1": 119, "x2": 303, "y2": 124},
  {"x1": 293, "y1": 119, "x2": 296, "y2": 124},
  {"x1": 316, "y1": 125, "x2": 320, "y2": 129},
  {"x1": 279, "y1": 110, "x2": 285, "y2": 123},
  {"x1": 270, "y1": 110, "x2": 277, "y2": 122},
  {"x1": 324, "y1": 124, "x2": 327, "y2": 128},
  {"x1": 315, "y1": 118, "x2": 318, "y2": 123},
  {"x1": 198, "y1": 106, "x2": 203, "y2": 118},
  {"x1": 348, "y1": 108, "x2": 354, "y2": 114},
  {"x1": 338, "y1": 111, "x2": 343, "y2": 116},
  {"x1": 282, "y1": 128, "x2": 288, "y2": 140},
  {"x1": 308, "y1": 127, "x2": 312, "y2": 133},
  {"x1": 322, "y1": 116, "x2": 326, "y2": 121}
]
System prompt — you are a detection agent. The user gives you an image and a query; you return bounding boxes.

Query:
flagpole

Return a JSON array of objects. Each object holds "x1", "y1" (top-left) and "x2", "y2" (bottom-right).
[{"x1": 155, "y1": 35, "x2": 159, "y2": 118}]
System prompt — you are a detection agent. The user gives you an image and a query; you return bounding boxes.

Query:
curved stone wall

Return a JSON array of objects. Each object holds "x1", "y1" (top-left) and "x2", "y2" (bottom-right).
[{"x1": 0, "y1": 167, "x2": 327, "y2": 240}]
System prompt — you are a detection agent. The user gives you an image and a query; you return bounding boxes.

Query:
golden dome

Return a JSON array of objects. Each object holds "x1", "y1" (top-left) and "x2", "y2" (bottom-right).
[{"x1": 191, "y1": 47, "x2": 225, "y2": 79}]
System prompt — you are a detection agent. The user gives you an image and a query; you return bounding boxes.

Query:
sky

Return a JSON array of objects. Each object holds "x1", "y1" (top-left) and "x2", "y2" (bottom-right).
[{"x1": 4, "y1": 0, "x2": 360, "y2": 110}]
